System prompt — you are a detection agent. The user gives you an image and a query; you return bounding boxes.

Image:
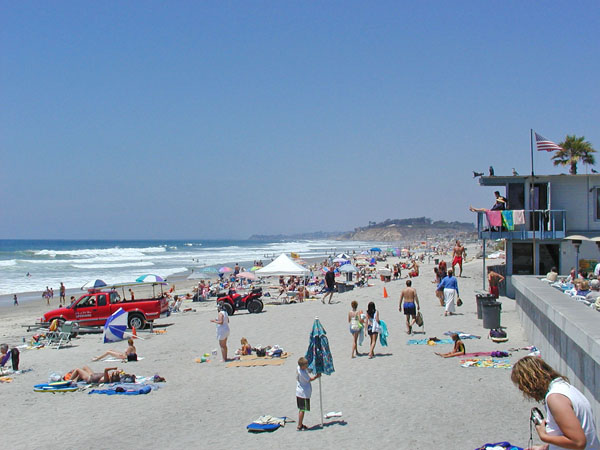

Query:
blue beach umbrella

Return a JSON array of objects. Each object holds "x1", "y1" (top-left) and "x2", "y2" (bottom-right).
[
  {"x1": 370, "y1": 247, "x2": 382, "y2": 252},
  {"x1": 103, "y1": 308, "x2": 128, "y2": 343},
  {"x1": 81, "y1": 279, "x2": 107, "y2": 290},
  {"x1": 306, "y1": 317, "x2": 334, "y2": 428},
  {"x1": 199, "y1": 267, "x2": 218, "y2": 273}
]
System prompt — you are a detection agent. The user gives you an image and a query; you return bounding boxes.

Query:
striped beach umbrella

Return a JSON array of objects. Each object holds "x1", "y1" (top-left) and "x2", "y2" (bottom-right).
[{"x1": 103, "y1": 308, "x2": 128, "y2": 343}]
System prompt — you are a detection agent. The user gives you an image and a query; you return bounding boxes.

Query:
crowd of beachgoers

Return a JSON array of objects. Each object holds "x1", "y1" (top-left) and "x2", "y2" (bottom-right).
[{"x1": 1, "y1": 238, "x2": 598, "y2": 450}]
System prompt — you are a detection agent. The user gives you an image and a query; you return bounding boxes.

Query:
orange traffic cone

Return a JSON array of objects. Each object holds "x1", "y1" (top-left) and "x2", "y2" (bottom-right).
[
  {"x1": 132, "y1": 326, "x2": 137, "y2": 338},
  {"x1": 383, "y1": 287, "x2": 388, "y2": 298}
]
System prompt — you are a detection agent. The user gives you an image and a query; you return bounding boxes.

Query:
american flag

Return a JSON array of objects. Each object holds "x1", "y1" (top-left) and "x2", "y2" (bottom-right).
[{"x1": 535, "y1": 132, "x2": 564, "y2": 152}]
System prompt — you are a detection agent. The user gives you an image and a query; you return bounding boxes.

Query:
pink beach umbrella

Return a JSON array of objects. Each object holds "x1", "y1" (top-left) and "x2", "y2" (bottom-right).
[{"x1": 219, "y1": 266, "x2": 233, "y2": 273}]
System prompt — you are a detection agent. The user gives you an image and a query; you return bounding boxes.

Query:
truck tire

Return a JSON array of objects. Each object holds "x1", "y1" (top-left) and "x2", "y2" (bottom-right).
[
  {"x1": 220, "y1": 302, "x2": 234, "y2": 316},
  {"x1": 247, "y1": 300, "x2": 263, "y2": 314},
  {"x1": 128, "y1": 314, "x2": 145, "y2": 330}
]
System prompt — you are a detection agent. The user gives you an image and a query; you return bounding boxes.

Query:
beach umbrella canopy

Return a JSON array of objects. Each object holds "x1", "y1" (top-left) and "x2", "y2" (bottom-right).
[
  {"x1": 199, "y1": 266, "x2": 218, "y2": 273},
  {"x1": 81, "y1": 279, "x2": 107, "y2": 290},
  {"x1": 249, "y1": 266, "x2": 262, "y2": 272},
  {"x1": 339, "y1": 264, "x2": 358, "y2": 273},
  {"x1": 219, "y1": 266, "x2": 233, "y2": 273},
  {"x1": 305, "y1": 317, "x2": 334, "y2": 429},
  {"x1": 103, "y1": 308, "x2": 128, "y2": 343},
  {"x1": 236, "y1": 271, "x2": 256, "y2": 280},
  {"x1": 360, "y1": 250, "x2": 370, "y2": 255},
  {"x1": 370, "y1": 247, "x2": 382, "y2": 252},
  {"x1": 333, "y1": 257, "x2": 348, "y2": 263},
  {"x1": 136, "y1": 274, "x2": 165, "y2": 283}
]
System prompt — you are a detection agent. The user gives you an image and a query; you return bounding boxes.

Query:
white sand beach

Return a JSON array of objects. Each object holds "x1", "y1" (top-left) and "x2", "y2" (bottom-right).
[{"x1": 0, "y1": 255, "x2": 537, "y2": 450}]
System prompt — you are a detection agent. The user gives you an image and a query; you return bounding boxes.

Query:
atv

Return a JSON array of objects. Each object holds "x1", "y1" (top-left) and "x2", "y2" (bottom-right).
[{"x1": 216, "y1": 287, "x2": 264, "y2": 315}]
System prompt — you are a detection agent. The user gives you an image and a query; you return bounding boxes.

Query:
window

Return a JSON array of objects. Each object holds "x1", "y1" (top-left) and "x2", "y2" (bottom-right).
[
  {"x1": 77, "y1": 296, "x2": 95, "y2": 308},
  {"x1": 110, "y1": 292, "x2": 120, "y2": 304},
  {"x1": 512, "y1": 243, "x2": 533, "y2": 275},
  {"x1": 97, "y1": 294, "x2": 107, "y2": 306}
]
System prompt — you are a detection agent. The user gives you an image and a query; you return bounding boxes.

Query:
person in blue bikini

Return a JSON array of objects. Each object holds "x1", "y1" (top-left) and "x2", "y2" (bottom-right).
[{"x1": 399, "y1": 280, "x2": 420, "y2": 334}]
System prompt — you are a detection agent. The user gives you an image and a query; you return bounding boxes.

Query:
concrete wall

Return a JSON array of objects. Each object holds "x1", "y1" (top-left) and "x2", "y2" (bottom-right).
[{"x1": 512, "y1": 275, "x2": 600, "y2": 431}]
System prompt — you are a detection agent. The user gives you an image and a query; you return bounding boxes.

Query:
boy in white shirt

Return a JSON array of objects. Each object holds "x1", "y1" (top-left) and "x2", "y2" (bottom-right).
[{"x1": 296, "y1": 356, "x2": 320, "y2": 431}]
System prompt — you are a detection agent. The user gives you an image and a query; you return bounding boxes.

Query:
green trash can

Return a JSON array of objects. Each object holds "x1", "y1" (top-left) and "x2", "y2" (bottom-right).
[
  {"x1": 476, "y1": 293, "x2": 496, "y2": 319},
  {"x1": 482, "y1": 300, "x2": 502, "y2": 329}
]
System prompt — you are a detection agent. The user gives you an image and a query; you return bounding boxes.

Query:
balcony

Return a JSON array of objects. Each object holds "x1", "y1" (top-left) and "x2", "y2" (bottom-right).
[{"x1": 476, "y1": 210, "x2": 566, "y2": 240}]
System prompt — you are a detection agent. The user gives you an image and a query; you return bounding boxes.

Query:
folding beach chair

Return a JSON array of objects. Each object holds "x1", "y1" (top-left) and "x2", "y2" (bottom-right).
[{"x1": 46, "y1": 322, "x2": 74, "y2": 349}]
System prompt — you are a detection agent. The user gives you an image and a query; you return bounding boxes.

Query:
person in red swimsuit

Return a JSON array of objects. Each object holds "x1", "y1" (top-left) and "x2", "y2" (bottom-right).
[
  {"x1": 488, "y1": 267, "x2": 505, "y2": 298},
  {"x1": 451, "y1": 240, "x2": 466, "y2": 277}
]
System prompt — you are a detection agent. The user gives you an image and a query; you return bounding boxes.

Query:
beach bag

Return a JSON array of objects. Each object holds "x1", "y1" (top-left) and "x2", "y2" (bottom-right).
[
  {"x1": 256, "y1": 348, "x2": 266, "y2": 357},
  {"x1": 415, "y1": 312, "x2": 424, "y2": 327},
  {"x1": 489, "y1": 329, "x2": 506, "y2": 339},
  {"x1": 371, "y1": 317, "x2": 382, "y2": 333},
  {"x1": 457, "y1": 298, "x2": 463, "y2": 307},
  {"x1": 10, "y1": 347, "x2": 19, "y2": 371}
]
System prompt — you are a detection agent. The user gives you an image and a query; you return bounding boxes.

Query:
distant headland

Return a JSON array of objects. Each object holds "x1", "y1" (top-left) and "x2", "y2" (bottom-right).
[{"x1": 248, "y1": 217, "x2": 475, "y2": 242}]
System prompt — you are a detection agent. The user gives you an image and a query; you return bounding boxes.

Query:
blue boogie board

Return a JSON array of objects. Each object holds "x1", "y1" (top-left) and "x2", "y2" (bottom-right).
[
  {"x1": 246, "y1": 423, "x2": 281, "y2": 433},
  {"x1": 33, "y1": 382, "x2": 78, "y2": 393}
]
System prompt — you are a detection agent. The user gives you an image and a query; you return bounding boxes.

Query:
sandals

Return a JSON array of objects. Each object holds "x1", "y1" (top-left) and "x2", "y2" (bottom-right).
[{"x1": 297, "y1": 425, "x2": 308, "y2": 431}]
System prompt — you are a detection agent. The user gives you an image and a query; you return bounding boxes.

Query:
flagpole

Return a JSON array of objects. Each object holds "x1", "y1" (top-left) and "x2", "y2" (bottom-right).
[{"x1": 530, "y1": 129, "x2": 534, "y2": 176}]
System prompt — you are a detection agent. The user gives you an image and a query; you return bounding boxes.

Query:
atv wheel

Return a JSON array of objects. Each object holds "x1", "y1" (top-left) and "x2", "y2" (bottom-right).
[
  {"x1": 248, "y1": 299, "x2": 263, "y2": 314},
  {"x1": 220, "y1": 302, "x2": 234, "y2": 316}
]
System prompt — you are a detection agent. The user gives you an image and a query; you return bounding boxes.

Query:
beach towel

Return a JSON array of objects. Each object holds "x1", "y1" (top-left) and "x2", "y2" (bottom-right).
[
  {"x1": 407, "y1": 339, "x2": 453, "y2": 345},
  {"x1": 460, "y1": 358, "x2": 512, "y2": 369},
  {"x1": 89, "y1": 385, "x2": 152, "y2": 395},
  {"x1": 379, "y1": 320, "x2": 388, "y2": 347},
  {"x1": 460, "y1": 351, "x2": 509, "y2": 358},
  {"x1": 226, "y1": 353, "x2": 290, "y2": 368},
  {"x1": 512, "y1": 210, "x2": 525, "y2": 225},
  {"x1": 444, "y1": 331, "x2": 481, "y2": 340},
  {"x1": 485, "y1": 211, "x2": 502, "y2": 227},
  {"x1": 101, "y1": 357, "x2": 145, "y2": 362},
  {"x1": 501, "y1": 211, "x2": 514, "y2": 230}
]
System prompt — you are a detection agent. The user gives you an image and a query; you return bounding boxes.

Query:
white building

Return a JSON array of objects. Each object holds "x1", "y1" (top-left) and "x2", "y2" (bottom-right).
[{"x1": 476, "y1": 174, "x2": 600, "y2": 297}]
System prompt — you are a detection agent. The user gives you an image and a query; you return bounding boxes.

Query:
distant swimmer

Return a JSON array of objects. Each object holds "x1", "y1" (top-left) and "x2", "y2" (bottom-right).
[{"x1": 26, "y1": 272, "x2": 31, "y2": 277}]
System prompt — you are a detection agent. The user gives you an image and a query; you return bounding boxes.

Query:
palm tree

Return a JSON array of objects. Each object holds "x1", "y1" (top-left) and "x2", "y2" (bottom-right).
[{"x1": 552, "y1": 135, "x2": 596, "y2": 175}]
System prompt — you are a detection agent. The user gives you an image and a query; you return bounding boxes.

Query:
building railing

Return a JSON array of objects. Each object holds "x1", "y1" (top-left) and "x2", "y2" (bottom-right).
[{"x1": 476, "y1": 210, "x2": 566, "y2": 240}]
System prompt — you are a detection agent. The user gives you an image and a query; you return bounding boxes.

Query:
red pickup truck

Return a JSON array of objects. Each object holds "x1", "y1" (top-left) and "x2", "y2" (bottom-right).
[{"x1": 40, "y1": 290, "x2": 170, "y2": 329}]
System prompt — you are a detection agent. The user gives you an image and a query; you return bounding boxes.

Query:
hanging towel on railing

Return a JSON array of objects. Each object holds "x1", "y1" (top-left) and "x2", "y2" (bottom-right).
[
  {"x1": 485, "y1": 210, "x2": 502, "y2": 227},
  {"x1": 501, "y1": 211, "x2": 514, "y2": 230},
  {"x1": 513, "y1": 210, "x2": 525, "y2": 225}
]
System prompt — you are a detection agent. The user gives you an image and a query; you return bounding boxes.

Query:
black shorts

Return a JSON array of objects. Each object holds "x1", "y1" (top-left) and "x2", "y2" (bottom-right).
[
  {"x1": 297, "y1": 396, "x2": 310, "y2": 411},
  {"x1": 325, "y1": 286, "x2": 334, "y2": 293},
  {"x1": 127, "y1": 353, "x2": 138, "y2": 362}
]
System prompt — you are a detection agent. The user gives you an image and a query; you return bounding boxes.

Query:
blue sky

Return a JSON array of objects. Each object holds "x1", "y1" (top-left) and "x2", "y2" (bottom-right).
[{"x1": 1, "y1": 1, "x2": 599, "y2": 239}]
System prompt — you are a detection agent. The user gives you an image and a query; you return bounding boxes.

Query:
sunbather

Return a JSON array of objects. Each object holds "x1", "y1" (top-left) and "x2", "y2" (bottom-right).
[
  {"x1": 238, "y1": 337, "x2": 252, "y2": 355},
  {"x1": 93, "y1": 338, "x2": 137, "y2": 362},
  {"x1": 70, "y1": 366, "x2": 120, "y2": 383},
  {"x1": 435, "y1": 334, "x2": 465, "y2": 358}
]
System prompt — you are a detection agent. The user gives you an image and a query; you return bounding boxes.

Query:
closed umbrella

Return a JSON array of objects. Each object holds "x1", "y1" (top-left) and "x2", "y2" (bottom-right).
[{"x1": 305, "y1": 317, "x2": 335, "y2": 428}]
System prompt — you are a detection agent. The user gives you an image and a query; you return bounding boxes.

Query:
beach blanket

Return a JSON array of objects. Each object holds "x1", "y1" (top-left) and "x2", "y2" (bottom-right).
[
  {"x1": 407, "y1": 338, "x2": 453, "y2": 345},
  {"x1": 89, "y1": 385, "x2": 152, "y2": 395},
  {"x1": 226, "y1": 353, "x2": 290, "y2": 368},
  {"x1": 458, "y1": 351, "x2": 510, "y2": 358},
  {"x1": 485, "y1": 210, "x2": 502, "y2": 227},
  {"x1": 460, "y1": 358, "x2": 512, "y2": 369},
  {"x1": 444, "y1": 331, "x2": 481, "y2": 340}
]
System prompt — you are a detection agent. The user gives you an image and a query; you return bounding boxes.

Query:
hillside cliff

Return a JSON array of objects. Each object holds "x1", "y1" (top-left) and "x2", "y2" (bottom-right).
[{"x1": 337, "y1": 217, "x2": 475, "y2": 241}]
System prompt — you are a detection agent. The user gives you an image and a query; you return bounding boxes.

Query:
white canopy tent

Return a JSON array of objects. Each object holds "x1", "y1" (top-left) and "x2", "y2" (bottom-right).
[{"x1": 256, "y1": 253, "x2": 310, "y2": 277}]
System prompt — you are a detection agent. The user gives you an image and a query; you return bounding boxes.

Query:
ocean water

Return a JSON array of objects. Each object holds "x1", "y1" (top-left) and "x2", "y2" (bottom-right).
[{"x1": 0, "y1": 239, "x2": 384, "y2": 295}]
